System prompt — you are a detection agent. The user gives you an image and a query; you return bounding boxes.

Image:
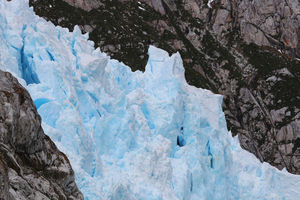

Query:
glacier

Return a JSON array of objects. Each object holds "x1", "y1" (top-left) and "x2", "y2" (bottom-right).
[{"x1": 1, "y1": 0, "x2": 300, "y2": 199}]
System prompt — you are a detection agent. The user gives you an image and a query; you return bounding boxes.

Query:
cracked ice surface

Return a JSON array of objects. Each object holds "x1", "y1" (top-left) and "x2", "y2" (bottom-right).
[{"x1": 1, "y1": 0, "x2": 300, "y2": 199}]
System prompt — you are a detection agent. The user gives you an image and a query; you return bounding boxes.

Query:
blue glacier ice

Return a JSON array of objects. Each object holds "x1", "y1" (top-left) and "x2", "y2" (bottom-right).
[{"x1": 1, "y1": 0, "x2": 300, "y2": 199}]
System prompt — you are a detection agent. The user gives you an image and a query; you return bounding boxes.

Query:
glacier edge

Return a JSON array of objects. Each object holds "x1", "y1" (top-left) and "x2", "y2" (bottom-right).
[{"x1": 0, "y1": 0, "x2": 300, "y2": 199}]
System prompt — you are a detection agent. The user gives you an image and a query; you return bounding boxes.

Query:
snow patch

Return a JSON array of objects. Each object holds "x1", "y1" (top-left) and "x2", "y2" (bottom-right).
[{"x1": 208, "y1": 0, "x2": 214, "y2": 8}]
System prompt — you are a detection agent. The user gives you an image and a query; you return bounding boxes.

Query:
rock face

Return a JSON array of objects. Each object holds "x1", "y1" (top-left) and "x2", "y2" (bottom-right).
[
  {"x1": 30, "y1": 0, "x2": 300, "y2": 174},
  {"x1": 206, "y1": 0, "x2": 300, "y2": 58},
  {"x1": 57, "y1": 0, "x2": 300, "y2": 58},
  {"x1": 0, "y1": 70, "x2": 83, "y2": 200},
  {"x1": 62, "y1": 0, "x2": 101, "y2": 11}
]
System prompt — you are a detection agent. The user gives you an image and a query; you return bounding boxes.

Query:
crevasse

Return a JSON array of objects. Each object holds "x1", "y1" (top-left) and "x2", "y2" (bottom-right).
[{"x1": 0, "y1": 0, "x2": 300, "y2": 200}]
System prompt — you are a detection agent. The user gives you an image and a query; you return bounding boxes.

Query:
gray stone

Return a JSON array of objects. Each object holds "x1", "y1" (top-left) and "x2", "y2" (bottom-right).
[
  {"x1": 213, "y1": 9, "x2": 231, "y2": 34},
  {"x1": 62, "y1": 0, "x2": 101, "y2": 11},
  {"x1": 0, "y1": 70, "x2": 83, "y2": 200}
]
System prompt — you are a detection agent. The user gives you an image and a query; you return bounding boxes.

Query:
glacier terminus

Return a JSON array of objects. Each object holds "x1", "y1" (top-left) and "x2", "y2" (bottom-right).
[{"x1": 0, "y1": 0, "x2": 300, "y2": 199}]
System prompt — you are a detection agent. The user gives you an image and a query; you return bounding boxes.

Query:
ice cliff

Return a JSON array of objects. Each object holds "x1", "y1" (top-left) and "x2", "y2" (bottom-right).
[{"x1": 0, "y1": 0, "x2": 300, "y2": 199}]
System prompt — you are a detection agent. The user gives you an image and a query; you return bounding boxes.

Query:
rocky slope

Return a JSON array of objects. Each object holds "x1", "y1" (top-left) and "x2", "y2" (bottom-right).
[
  {"x1": 0, "y1": 70, "x2": 83, "y2": 200},
  {"x1": 29, "y1": 0, "x2": 300, "y2": 174}
]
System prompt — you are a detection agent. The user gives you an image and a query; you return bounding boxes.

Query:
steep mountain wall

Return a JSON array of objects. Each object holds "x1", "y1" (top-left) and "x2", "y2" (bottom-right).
[
  {"x1": 0, "y1": 70, "x2": 83, "y2": 200},
  {"x1": 213, "y1": 0, "x2": 300, "y2": 58},
  {"x1": 56, "y1": 0, "x2": 300, "y2": 57},
  {"x1": 29, "y1": 0, "x2": 300, "y2": 175}
]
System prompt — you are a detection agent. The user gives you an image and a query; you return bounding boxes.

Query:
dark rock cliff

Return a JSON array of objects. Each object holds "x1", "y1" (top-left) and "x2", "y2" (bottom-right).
[
  {"x1": 29, "y1": 0, "x2": 300, "y2": 174},
  {"x1": 0, "y1": 70, "x2": 83, "y2": 200}
]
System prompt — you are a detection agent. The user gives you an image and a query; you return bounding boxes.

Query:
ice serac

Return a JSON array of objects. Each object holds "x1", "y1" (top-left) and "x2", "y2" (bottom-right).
[
  {"x1": 0, "y1": 0, "x2": 300, "y2": 200},
  {"x1": 30, "y1": 0, "x2": 300, "y2": 174}
]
